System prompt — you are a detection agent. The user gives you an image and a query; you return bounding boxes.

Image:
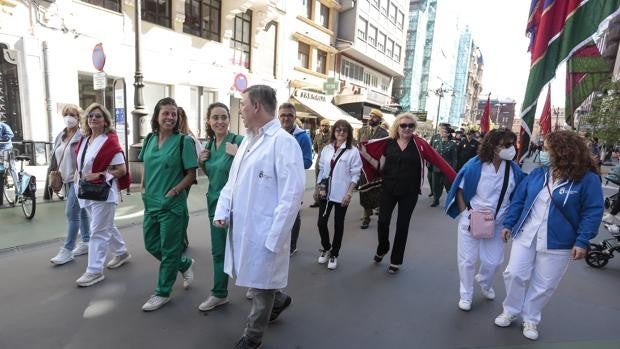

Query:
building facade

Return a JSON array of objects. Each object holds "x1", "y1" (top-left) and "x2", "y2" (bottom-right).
[
  {"x1": 464, "y1": 45, "x2": 483, "y2": 125},
  {"x1": 448, "y1": 26, "x2": 472, "y2": 126},
  {"x1": 476, "y1": 98, "x2": 516, "y2": 129}
]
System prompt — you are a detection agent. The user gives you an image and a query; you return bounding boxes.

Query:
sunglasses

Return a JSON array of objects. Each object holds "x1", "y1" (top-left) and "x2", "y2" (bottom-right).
[
  {"x1": 399, "y1": 123, "x2": 415, "y2": 129},
  {"x1": 87, "y1": 113, "x2": 104, "y2": 119},
  {"x1": 334, "y1": 128, "x2": 348, "y2": 133}
]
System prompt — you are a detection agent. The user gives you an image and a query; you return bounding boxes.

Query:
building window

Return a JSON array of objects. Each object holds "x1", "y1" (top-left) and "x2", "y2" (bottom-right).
[
  {"x1": 368, "y1": 24, "x2": 377, "y2": 47},
  {"x1": 303, "y1": 0, "x2": 312, "y2": 18},
  {"x1": 231, "y1": 10, "x2": 252, "y2": 69},
  {"x1": 319, "y1": 4, "x2": 329, "y2": 28},
  {"x1": 397, "y1": 10, "x2": 404, "y2": 29},
  {"x1": 364, "y1": 72, "x2": 371, "y2": 85},
  {"x1": 357, "y1": 17, "x2": 367, "y2": 41},
  {"x1": 340, "y1": 59, "x2": 364, "y2": 82},
  {"x1": 386, "y1": 38, "x2": 394, "y2": 58},
  {"x1": 316, "y1": 49, "x2": 327, "y2": 74},
  {"x1": 389, "y1": 3, "x2": 397, "y2": 23},
  {"x1": 82, "y1": 0, "x2": 121, "y2": 12},
  {"x1": 377, "y1": 31, "x2": 386, "y2": 52},
  {"x1": 394, "y1": 44, "x2": 402, "y2": 61},
  {"x1": 370, "y1": 0, "x2": 379, "y2": 8},
  {"x1": 183, "y1": 0, "x2": 221, "y2": 41},
  {"x1": 298, "y1": 42, "x2": 310, "y2": 69},
  {"x1": 141, "y1": 0, "x2": 171, "y2": 27},
  {"x1": 380, "y1": 0, "x2": 388, "y2": 16}
]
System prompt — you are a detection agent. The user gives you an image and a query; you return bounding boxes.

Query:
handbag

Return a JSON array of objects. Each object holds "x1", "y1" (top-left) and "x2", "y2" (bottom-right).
[
  {"x1": 48, "y1": 139, "x2": 69, "y2": 193},
  {"x1": 317, "y1": 146, "x2": 346, "y2": 200},
  {"x1": 469, "y1": 161, "x2": 511, "y2": 239},
  {"x1": 77, "y1": 137, "x2": 110, "y2": 201}
]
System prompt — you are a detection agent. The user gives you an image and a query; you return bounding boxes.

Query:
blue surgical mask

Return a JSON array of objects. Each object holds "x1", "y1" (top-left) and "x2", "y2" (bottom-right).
[{"x1": 539, "y1": 150, "x2": 551, "y2": 166}]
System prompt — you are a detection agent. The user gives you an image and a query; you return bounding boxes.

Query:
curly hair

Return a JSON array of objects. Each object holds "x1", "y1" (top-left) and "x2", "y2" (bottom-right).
[
  {"x1": 545, "y1": 130, "x2": 599, "y2": 181},
  {"x1": 478, "y1": 128, "x2": 516, "y2": 163}
]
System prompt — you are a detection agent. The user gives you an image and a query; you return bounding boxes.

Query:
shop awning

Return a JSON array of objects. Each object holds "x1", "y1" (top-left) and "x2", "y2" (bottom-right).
[{"x1": 292, "y1": 94, "x2": 363, "y2": 129}]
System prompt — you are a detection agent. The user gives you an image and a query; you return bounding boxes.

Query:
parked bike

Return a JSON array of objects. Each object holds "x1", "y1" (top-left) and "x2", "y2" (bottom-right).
[
  {"x1": 0, "y1": 146, "x2": 37, "y2": 219},
  {"x1": 586, "y1": 223, "x2": 620, "y2": 268}
]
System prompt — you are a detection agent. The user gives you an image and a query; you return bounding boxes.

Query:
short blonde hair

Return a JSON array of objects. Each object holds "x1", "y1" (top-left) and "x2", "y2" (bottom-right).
[
  {"x1": 389, "y1": 112, "x2": 417, "y2": 139},
  {"x1": 61, "y1": 104, "x2": 82, "y2": 118},
  {"x1": 82, "y1": 103, "x2": 115, "y2": 136}
]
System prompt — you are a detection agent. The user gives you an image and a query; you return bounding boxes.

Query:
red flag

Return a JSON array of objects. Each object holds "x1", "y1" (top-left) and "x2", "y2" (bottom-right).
[
  {"x1": 480, "y1": 94, "x2": 491, "y2": 133},
  {"x1": 539, "y1": 87, "x2": 551, "y2": 135}
]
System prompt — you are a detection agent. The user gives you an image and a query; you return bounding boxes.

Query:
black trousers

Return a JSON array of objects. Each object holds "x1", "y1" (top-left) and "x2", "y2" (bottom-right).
[
  {"x1": 290, "y1": 211, "x2": 301, "y2": 252},
  {"x1": 431, "y1": 172, "x2": 451, "y2": 204},
  {"x1": 317, "y1": 200, "x2": 348, "y2": 257},
  {"x1": 376, "y1": 190, "x2": 419, "y2": 265}
]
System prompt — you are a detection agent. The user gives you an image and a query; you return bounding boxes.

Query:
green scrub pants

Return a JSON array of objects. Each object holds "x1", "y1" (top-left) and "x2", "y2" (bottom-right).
[
  {"x1": 207, "y1": 199, "x2": 228, "y2": 298},
  {"x1": 144, "y1": 210, "x2": 192, "y2": 297}
]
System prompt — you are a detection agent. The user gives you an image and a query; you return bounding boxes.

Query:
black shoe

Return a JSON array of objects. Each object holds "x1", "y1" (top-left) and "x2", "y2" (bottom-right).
[
  {"x1": 309, "y1": 202, "x2": 320, "y2": 208},
  {"x1": 373, "y1": 254, "x2": 385, "y2": 263},
  {"x1": 361, "y1": 218, "x2": 370, "y2": 229},
  {"x1": 428, "y1": 193, "x2": 433, "y2": 197},
  {"x1": 430, "y1": 202, "x2": 439, "y2": 207},
  {"x1": 269, "y1": 295, "x2": 292, "y2": 322},
  {"x1": 235, "y1": 336, "x2": 262, "y2": 349},
  {"x1": 388, "y1": 264, "x2": 400, "y2": 274}
]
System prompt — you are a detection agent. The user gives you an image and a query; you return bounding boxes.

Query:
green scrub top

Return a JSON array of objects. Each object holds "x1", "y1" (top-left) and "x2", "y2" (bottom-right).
[
  {"x1": 203, "y1": 132, "x2": 243, "y2": 215},
  {"x1": 139, "y1": 132, "x2": 199, "y2": 215}
]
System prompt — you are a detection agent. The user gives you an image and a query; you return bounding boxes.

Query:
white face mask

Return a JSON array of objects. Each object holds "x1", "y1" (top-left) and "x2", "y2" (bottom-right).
[
  {"x1": 499, "y1": 146, "x2": 516, "y2": 160},
  {"x1": 64, "y1": 116, "x2": 78, "y2": 128}
]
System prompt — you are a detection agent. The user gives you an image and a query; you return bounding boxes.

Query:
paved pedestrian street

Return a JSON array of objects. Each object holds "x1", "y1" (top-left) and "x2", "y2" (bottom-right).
[{"x1": 0, "y1": 189, "x2": 619, "y2": 349}]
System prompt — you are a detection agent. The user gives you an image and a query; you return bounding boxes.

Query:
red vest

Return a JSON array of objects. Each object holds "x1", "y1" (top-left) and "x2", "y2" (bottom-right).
[{"x1": 76, "y1": 132, "x2": 131, "y2": 190}]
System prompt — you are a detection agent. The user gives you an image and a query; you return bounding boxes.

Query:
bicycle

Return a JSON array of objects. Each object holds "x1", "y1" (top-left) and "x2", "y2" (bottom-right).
[{"x1": 0, "y1": 145, "x2": 37, "y2": 219}]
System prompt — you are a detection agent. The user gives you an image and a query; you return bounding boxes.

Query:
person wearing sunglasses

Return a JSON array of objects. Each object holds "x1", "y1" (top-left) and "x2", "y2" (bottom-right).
[
  {"x1": 49, "y1": 104, "x2": 91, "y2": 265},
  {"x1": 74, "y1": 103, "x2": 132, "y2": 287},
  {"x1": 360, "y1": 113, "x2": 456, "y2": 274},
  {"x1": 445, "y1": 128, "x2": 526, "y2": 312},
  {"x1": 314, "y1": 119, "x2": 362, "y2": 270},
  {"x1": 494, "y1": 131, "x2": 603, "y2": 341}
]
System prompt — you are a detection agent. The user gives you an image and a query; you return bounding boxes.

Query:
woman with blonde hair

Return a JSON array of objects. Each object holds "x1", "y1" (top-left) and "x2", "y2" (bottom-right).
[
  {"x1": 495, "y1": 130, "x2": 603, "y2": 341},
  {"x1": 360, "y1": 112, "x2": 456, "y2": 273},
  {"x1": 49, "y1": 104, "x2": 91, "y2": 265},
  {"x1": 74, "y1": 103, "x2": 132, "y2": 287}
]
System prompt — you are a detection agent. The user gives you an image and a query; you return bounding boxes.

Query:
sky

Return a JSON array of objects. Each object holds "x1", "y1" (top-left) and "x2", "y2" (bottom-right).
[{"x1": 452, "y1": 0, "x2": 566, "y2": 116}]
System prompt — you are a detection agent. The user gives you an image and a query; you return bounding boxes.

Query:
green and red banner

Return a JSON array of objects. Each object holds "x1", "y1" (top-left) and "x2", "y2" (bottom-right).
[{"x1": 520, "y1": 0, "x2": 620, "y2": 154}]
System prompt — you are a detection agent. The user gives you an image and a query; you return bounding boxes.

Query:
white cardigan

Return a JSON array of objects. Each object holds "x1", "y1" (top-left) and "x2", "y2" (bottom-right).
[{"x1": 317, "y1": 143, "x2": 362, "y2": 203}]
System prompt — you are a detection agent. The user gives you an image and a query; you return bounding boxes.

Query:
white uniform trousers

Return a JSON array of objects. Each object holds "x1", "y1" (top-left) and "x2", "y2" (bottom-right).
[
  {"x1": 501, "y1": 239, "x2": 570, "y2": 324},
  {"x1": 84, "y1": 202, "x2": 128, "y2": 274},
  {"x1": 457, "y1": 214, "x2": 506, "y2": 301}
]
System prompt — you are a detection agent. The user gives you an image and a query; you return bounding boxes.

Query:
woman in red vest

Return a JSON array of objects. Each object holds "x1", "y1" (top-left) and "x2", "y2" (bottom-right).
[{"x1": 74, "y1": 103, "x2": 132, "y2": 287}]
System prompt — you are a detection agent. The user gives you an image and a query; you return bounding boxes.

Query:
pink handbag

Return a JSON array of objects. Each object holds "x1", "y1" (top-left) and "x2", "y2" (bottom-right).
[{"x1": 469, "y1": 208, "x2": 495, "y2": 239}]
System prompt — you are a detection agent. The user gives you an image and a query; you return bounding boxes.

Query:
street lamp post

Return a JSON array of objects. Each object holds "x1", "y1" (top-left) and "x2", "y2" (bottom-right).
[
  {"x1": 433, "y1": 83, "x2": 452, "y2": 133},
  {"x1": 132, "y1": 0, "x2": 148, "y2": 149}
]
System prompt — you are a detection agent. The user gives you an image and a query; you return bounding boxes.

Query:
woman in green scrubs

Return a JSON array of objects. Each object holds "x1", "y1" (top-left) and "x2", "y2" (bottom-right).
[
  {"x1": 197, "y1": 102, "x2": 243, "y2": 312},
  {"x1": 139, "y1": 97, "x2": 198, "y2": 312}
]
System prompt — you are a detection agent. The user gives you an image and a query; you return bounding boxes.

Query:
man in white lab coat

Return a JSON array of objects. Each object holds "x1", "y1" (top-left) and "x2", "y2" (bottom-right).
[{"x1": 214, "y1": 85, "x2": 305, "y2": 349}]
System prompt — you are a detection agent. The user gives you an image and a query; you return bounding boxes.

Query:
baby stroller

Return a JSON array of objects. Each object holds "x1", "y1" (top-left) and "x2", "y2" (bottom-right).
[
  {"x1": 586, "y1": 224, "x2": 620, "y2": 268},
  {"x1": 604, "y1": 165, "x2": 620, "y2": 209}
]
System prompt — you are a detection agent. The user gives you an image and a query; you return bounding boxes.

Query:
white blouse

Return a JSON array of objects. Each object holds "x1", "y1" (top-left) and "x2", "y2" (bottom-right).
[{"x1": 317, "y1": 143, "x2": 362, "y2": 203}]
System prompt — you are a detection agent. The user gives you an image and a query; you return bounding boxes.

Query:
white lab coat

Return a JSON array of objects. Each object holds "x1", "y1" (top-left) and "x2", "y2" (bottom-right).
[
  {"x1": 214, "y1": 118, "x2": 305, "y2": 289},
  {"x1": 317, "y1": 143, "x2": 362, "y2": 203}
]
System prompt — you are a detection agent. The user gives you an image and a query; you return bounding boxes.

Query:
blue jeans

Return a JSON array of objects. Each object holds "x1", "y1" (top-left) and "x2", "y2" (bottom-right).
[{"x1": 63, "y1": 182, "x2": 90, "y2": 250}]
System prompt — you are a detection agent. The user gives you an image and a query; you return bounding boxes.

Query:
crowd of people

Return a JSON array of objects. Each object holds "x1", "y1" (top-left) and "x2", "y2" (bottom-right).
[{"x1": 1, "y1": 83, "x2": 601, "y2": 348}]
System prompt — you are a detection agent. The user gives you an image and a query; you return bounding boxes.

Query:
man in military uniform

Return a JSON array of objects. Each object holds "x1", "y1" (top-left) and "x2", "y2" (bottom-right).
[
  {"x1": 456, "y1": 129, "x2": 479, "y2": 171},
  {"x1": 310, "y1": 119, "x2": 332, "y2": 208},
  {"x1": 427, "y1": 123, "x2": 449, "y2": 198},
  {"x1": 357, "y1": 109, "x2": 389, "y2": 229},
  {"x1": 431, "y1": 126, "x2": 457, "y2": 207}
]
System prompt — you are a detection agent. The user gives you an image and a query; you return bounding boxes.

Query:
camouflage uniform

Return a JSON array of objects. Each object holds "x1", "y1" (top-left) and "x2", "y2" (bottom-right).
[{"x1": 430, "y1": 137, "x2": 457, "y2": 206}]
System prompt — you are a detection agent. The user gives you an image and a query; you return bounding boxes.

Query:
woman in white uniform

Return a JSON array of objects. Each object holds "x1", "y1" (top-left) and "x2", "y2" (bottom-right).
[
  {"x1": 445, "y1": 128, "x2": 526, "y2": 311},
  {"x1": 75, "y1": 103, "x2": 132, "y2": 287},
  {"x1": 495, "y1": 130, "x2": 603, "y2": 340}
]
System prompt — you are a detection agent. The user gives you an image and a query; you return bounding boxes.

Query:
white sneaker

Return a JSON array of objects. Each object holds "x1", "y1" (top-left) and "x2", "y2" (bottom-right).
[
  {"x1": 494, "y1": 312, "x2": 517, "y2": 327},
  {"x1": 245, "y1": 288, "x2": 255, "y2": 300},
  {"x1": 198, "y1": 296, "x2": 229, "y2": 311},
  {"x1": 318, "y1": 250, "x2": 330, "y2": 264},
  {"x1": 72, "y1": 241, "x2": 89, "y2": 256},
  {"x1": 458, "y1": 299, "x2": 471, "y2": 311},
  {"x1": 475, "y1": 274, "x2": 495, "y2": 300},
  {"x1": 327, "y1": 256, "x2": 338, "y2": 270},
  {"x1": 602, "y1": 213, "x2": 620, "y2": 224},
  {"x1": 522, "y1": 322, "x2": 539, "y2": 340},
  {"x1": 142, "y1": 295, "x2": 170, "y2": 312},
  {"x1": 50, "y1": 248, "x2": 74, "y2": 265},
  {"x1": 106, "y1": 252, "x2": 132, "y2": 269},
  {"x1": 76, "y1": 272, "x2": 104, "y2": 287},
  {"x1": 182, "y1": 258, "x2": 195, "y2": 289}
]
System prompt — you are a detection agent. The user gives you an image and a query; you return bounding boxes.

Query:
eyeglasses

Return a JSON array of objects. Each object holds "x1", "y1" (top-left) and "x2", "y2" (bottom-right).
[
  {"x1": 399, "y1": 123, "x2": 415, "y2": 129},
  {"x1": 279, "y1": 113, "x2": 295, "y2": 118},
  {"x1": 334, "y1": 128, "x2": 348, "y2": 134},
  {"x1": 87, "y1": 113, "x2": 103, "y2": 119}
]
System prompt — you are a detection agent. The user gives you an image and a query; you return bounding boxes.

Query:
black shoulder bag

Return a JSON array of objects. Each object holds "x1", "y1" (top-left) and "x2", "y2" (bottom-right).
[{"x1": 77, "y1": 137, "x2": 111, "y2": 201}]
